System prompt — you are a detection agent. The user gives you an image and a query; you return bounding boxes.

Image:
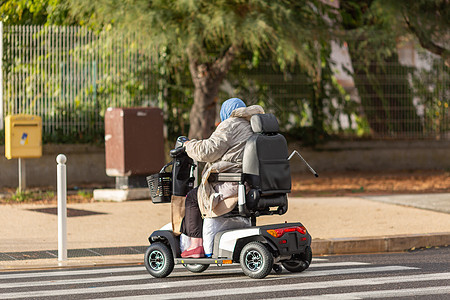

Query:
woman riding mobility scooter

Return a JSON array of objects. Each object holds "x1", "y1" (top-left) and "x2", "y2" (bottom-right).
[{"x1": 145, "y1": 113, "x2": 316, "y2": 279}]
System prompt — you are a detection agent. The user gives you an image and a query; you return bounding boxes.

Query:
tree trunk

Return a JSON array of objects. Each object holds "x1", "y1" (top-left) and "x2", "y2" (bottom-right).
[
  {"x1": 187, "y1": 45, "x2": 239, "y2": 139},
  {"x1": 188, "y1": 74, "x2": 220, "y2": 139}
]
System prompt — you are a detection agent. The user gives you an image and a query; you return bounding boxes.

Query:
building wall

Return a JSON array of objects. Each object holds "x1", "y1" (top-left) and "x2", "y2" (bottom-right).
[
  {"x1": 1, "y1": 141, "x2": 449, "y2": 188},
  {"x1": 0, "y1": 145, "x2": 113, "y2": 188},
  {"x1": 289, "y1": 140, "x2": 450, "y2": 174}
]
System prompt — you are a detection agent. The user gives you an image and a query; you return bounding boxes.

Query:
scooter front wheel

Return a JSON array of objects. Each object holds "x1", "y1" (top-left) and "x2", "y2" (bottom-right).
[
  {"x1": 184, "y1": 264, "x2": 210, "y2": 273},
  {"x1": 144, "y1": 242, "x2": 174, "y2": 278}
]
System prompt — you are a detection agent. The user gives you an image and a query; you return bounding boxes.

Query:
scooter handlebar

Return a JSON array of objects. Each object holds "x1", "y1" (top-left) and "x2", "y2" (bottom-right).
[{"x1": 170, "y1": 146, "x2": 186, "y2": 158}]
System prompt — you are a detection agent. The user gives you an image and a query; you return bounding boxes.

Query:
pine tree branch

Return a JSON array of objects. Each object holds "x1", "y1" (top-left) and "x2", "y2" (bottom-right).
[
  {"x1": 212, "y1": 44, "x2": 240, "y2": 79},
  {"x1": 187, "y1": 47, "x2": 199, "y2": 80}
]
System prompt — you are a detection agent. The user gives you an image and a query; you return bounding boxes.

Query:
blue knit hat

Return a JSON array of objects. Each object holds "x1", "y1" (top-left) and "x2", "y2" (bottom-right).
[{"x1": 220, "y1": 98, "x2": 246, "y2": 122}]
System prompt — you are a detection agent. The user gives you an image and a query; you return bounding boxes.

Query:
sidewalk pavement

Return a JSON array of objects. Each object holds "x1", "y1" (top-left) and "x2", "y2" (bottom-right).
[{"x1": 0, "y1": 193, "x2": 449, "y2": 271}]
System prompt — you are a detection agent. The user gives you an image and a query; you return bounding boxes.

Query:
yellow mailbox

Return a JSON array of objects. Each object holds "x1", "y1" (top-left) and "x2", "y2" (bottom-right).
[{"x1": 5, "y1": 115, "x2": 42, "y2": 159}]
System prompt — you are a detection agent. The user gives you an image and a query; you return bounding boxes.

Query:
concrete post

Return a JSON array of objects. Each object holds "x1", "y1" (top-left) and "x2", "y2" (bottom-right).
[
  {"x1": 18, "y1": 158, "x2": 26, "y2": 192},
  {"x1": 56, "y1": 154, "x2": 67, "y2": 261}
]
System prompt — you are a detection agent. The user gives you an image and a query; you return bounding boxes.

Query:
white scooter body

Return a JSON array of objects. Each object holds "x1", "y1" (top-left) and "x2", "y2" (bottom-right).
[{"x1": 147, "y1": 220, "x2": 312, "y2": 279}]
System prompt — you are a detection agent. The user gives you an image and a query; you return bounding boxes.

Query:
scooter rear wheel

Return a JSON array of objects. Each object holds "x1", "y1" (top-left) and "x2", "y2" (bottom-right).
[
  {"x1": 145, "y1": 242, "x2": 174, "y2": 278},
  {"x1": 281, "y1": 246, "x2": 312, "y2": 273},
  {"x1": 240, "y1": 241, "x2": 273, "y2": 279}
]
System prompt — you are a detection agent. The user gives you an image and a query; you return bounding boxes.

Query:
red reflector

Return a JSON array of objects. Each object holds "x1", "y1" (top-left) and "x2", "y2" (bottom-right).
[
  {"x1": 267, "y1": 226, "x2": 307, "y2": 238},
  {"x1": 298, "y1": 226, "x2": 307, "y2": 235},
  {"x1": 301, "y1": 237, "x2": 307, "y2": 241},
  {"x1": 279, "y1": 239, "x2": 287, "y2": 244}
]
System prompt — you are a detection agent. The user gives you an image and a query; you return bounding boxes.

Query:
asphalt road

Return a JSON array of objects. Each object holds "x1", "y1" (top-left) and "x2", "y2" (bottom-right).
[{"x1": 0, "y1": 247, "x2": 449, "y2": 299}]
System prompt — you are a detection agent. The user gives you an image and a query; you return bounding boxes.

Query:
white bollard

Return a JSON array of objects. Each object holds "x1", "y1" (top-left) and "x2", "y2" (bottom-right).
[{"x1": 56, "y1": 154, "x2": 67, "y2": 261}]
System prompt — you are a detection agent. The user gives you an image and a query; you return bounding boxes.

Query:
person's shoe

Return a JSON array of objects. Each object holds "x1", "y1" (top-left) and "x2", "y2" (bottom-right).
[{"x1": 181, "y1": 246, "x2": 205, "y2": 258}]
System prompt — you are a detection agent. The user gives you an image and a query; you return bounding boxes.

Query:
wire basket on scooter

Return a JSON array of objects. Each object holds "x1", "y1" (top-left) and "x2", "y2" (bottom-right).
[{"x1": 147, "y1": 172, "x2": 172, "y2": 203}]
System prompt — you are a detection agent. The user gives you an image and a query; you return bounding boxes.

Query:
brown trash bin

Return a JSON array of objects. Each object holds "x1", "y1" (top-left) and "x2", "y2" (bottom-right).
[{"x1": 105, "y1": 107, "x2": 165, "y2": 188}]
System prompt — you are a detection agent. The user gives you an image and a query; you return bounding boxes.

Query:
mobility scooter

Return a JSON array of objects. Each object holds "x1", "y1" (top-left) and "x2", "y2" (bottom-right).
[{"x1": 145, "y1": 113, "x2": 316, "y2": 279}]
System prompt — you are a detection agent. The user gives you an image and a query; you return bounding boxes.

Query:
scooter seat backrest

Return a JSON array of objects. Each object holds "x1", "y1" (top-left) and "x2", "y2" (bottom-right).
[
  {"x1": 250, "y1": 113, "x2": 279, "y2": 134},
  {"x1": 243, "y1": 114, "x2": 291, "y2": 195}
]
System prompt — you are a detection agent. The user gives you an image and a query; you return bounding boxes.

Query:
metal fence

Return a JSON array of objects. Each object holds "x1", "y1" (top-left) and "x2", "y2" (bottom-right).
[
  {"x1": 0, "y1": 23, "x2": 158, "y2": 142},
  {"x1": 1, "y1": 23, "x2": 449, "y2": 142},
  {"x1": 346, "y1": 47, "x2": 449, "y2": 140}
]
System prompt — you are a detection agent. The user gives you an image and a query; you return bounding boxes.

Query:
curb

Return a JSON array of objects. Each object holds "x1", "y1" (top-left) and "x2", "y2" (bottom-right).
[
  {"x1": 1, "y1": 233, "x2": 449, "y2": 272},
  {"x1": 311, "y1": 232, "x2": 450, "y2": 255}
]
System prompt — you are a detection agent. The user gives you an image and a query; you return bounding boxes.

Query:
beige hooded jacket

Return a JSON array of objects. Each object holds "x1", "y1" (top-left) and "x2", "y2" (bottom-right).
[{"x1": 185, "y1": 105, "x2": 265, "y2": 217}]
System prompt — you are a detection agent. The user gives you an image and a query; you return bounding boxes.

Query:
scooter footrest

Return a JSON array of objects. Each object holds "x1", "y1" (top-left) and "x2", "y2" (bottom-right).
[{"x1": 175, "y1": 258, "x2": 233, "y2": 265}]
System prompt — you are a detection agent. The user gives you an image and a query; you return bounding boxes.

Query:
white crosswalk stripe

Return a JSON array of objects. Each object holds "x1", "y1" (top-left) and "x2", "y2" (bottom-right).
[
  {"x1": 0, "y1": 258, "x2": 331, "y2": 281},
  {"x1": 92, "y1": 273, "x2": 450, "y2": 300},
  {"x1": 0, "y1": 260, "x2": 448, "y2": 299},
  {"x1": 0, "y1": 261, "x2": 366, "y2": 289},
  {"x1": 104, "y1": 272, "x2": 450, "y2": 300},
  {"x1": 0, "y1": 265, "x2": 419, "y2": 299},
  {"x1": 277, "y1": 286, "x2": 450, "y2": 299},
  {"x1": 0, "y1": 266, "x2": 146, "y2": 280}
]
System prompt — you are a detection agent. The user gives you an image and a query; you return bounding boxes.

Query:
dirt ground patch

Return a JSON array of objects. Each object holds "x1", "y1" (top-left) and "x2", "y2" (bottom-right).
[
  {"x1": 291, "y1": 170, "x2": 450, "y2": 197},
  {"x1": 0, "y1": 170, "x2": 449, "y2": 204}
]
